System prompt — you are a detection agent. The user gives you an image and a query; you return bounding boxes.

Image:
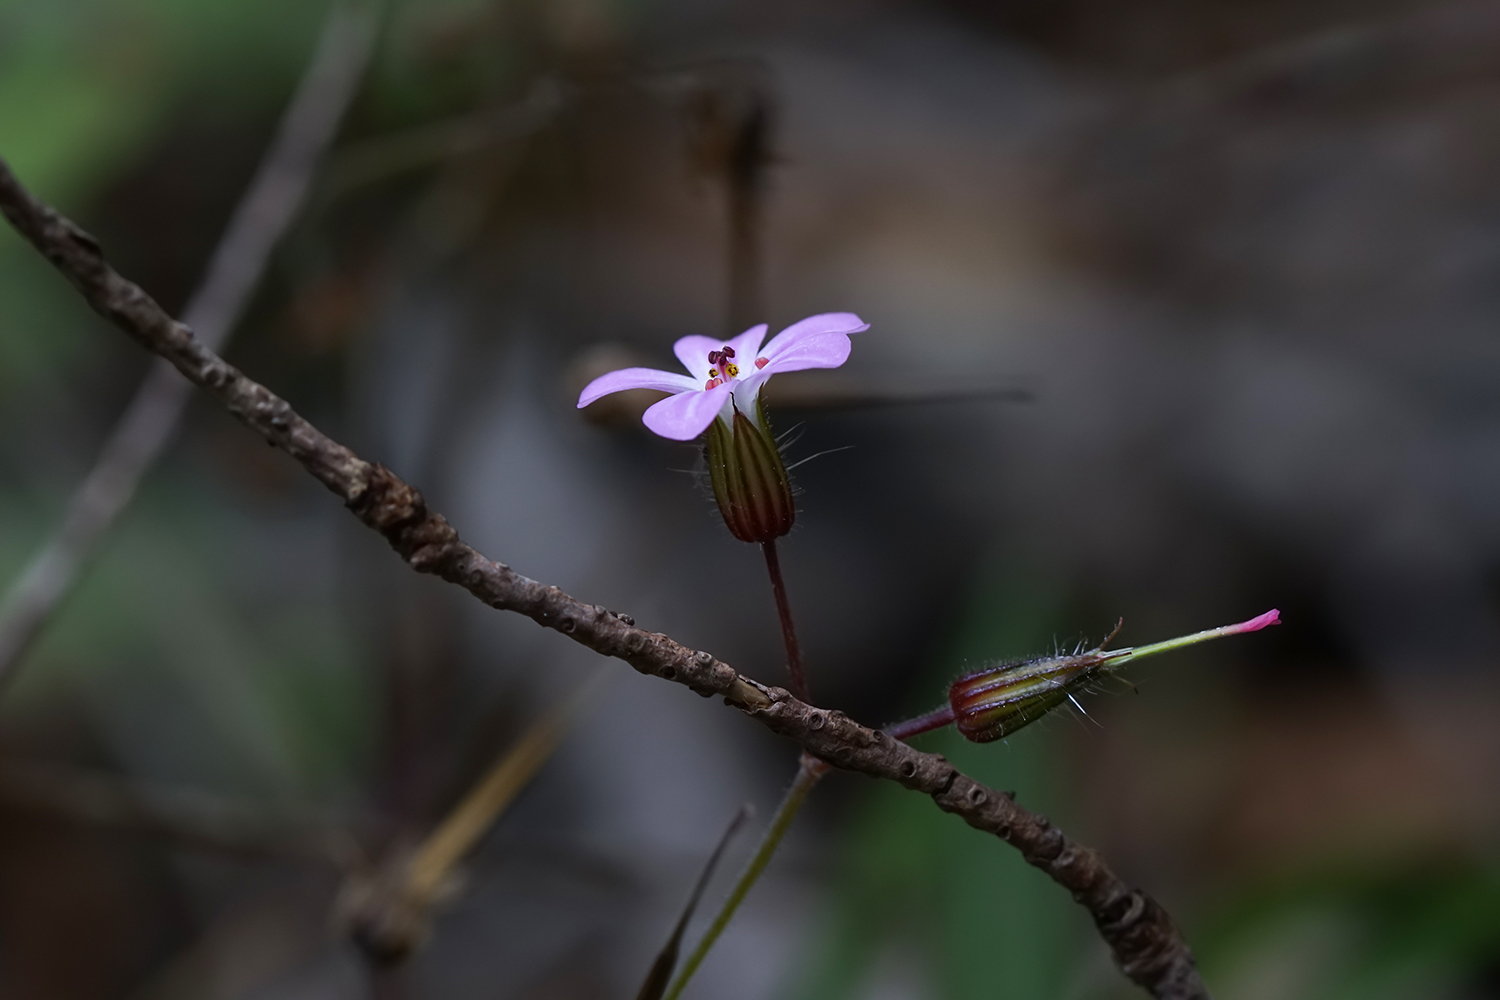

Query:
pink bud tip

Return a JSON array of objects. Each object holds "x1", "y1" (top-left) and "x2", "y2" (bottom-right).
[{"x1": 1228, "y1": 609, "x2": 1280, "y2": 634}]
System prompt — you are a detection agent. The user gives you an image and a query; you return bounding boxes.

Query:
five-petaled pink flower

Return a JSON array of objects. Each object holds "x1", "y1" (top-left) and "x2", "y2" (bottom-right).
[{"x1": 576, "y1": 313, "x2": 870, "y2": 440}]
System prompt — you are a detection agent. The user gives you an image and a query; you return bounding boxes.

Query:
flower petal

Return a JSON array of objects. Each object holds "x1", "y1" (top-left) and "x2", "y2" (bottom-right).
[
  {"x1": 1223, "y1": 609, "x2": 1281, "y2": 635},
  {"x1": 759, "y1": 312, "x2": 868, "y2": 364},
  {"x1": 730, "y1": 316, "x2": 868, "y2": 404},
  {"x1": 642, "y1": 383, "x2": 735, "y2": 440},
  {"x1": 758, "y1": 332, "x2": 855, "y2": 374},
  {"x1": 578, "y1": 367, "x2": 699, "y2": 408},
  {"x1": 729, "y1": 377, "x2": 767, "y2": 414},
  {"x1": 673, "y1": 335, "x2": 725, "y2": 381},
  {"x1": 726, "y1": 323, "x2": 768, "y2": 365}
]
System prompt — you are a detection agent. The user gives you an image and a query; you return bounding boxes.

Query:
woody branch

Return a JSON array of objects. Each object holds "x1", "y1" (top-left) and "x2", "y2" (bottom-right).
[{"x1": 0, "y1": 158, "x2": 1208, "y2": 1000}]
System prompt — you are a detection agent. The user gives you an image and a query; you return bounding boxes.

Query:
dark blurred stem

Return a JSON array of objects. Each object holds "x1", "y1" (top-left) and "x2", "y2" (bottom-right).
[
  {"x1": 761, "y1": 540, "x2": 808, "y2": 701},
  {"x1": 663, "y1": 754, "x2": 826, "y2": 1000},
  {"x1": 885, "y1": 703, "x2": 956, "y2": 741},
  {"x1": 726, "y1": 153, "x2": 762, "y2": 332},
  {"x1": 368, "y1": 962, "x2": 411, "y2": 1000},
  {"x1": 726, "y1": 89, "x2": 770, "y2": 334},
  {"x1": 0, "y1": 757, "x2": 359, "y2": 864}
]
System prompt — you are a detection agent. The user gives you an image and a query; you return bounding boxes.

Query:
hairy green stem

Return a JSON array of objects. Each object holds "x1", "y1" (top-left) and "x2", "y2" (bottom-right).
[{"x1": 663, "y1": 755, "x2": 826, "y2": 1000}]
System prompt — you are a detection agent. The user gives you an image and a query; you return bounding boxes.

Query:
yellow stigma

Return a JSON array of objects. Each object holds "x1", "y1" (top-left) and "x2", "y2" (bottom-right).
[{"x1": 725, "y1": 362, "x2": 740, "y2": 377}]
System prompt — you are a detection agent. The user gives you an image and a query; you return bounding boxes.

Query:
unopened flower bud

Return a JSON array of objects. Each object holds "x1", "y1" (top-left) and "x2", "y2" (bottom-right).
[
  {"x1": 705, "y1": 405, "x2": 795, "y2": 543},
  {"x1": 949, "y1": 609, "x2": 1280, "y2": 743},
  {"x1": 949, "y1": 650, "x2": 1107, "y2": 743}
]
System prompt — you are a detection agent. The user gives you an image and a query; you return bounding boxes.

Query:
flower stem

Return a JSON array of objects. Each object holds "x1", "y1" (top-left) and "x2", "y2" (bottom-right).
[
  {"x1": 663, "y1": 755, "x2": 827, "y2": 1000},
  {"x1": 761, "y1": 539, "x2": 808, "y2": 701},
  {"x1": 884, "y1": 703, "x2": 956, "y2": 741},
  {"x1": 1099, "y1": 608, "x2": 1281, "y2": 670}
]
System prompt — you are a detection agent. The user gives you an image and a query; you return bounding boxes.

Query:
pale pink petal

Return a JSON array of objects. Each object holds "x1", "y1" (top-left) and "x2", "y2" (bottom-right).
[
  {"x1": 578, "y1": 367, "x2": 699, "y2": 408},
  {"x1": 673, "y1": 335, "x2": 725, "y2": 381},
  {"x1": 730, "y1": 327, "x2": 861, "y2": 404},
  {"x1": 729, "y1": 374, "x2": 770, "y2": 413},
  {"x1": 1223, "y1": 609, "x2": 1281, "y2": 634},
  {"x1": 759, "y1": 312, "x2": 868, "y2": 363},
  {"x1": 642, "y1": 383, "x2": 734, "y2": 440},
  {"x1": 758, "y1": 332, "x2": 854, "y2": 374},
  {"x1": 725, "y1": 323, "x2": 768, "y2": 365}
]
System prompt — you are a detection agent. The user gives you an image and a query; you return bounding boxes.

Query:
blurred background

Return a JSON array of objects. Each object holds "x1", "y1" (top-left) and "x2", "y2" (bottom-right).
[{"x1": 2, "y1": 0, "x2": 1500, "y2": 997}]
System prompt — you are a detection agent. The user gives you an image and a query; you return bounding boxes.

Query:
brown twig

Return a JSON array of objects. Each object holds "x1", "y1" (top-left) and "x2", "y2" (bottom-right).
[
  {"x1": 0, "y1": 161, "x2": 1209, "y2": 1000},
  {"x1": 0, "y1": 1, "x2": 379, "y2": 690}
]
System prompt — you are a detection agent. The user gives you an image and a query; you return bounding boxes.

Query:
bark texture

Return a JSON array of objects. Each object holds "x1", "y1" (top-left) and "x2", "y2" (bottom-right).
[{"x1": 0, "y1": 159, "x2": 1208, "y2": 1000}]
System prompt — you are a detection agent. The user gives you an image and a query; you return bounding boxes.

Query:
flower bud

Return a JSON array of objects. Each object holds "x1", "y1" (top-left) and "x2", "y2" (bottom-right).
[
  {"x1": 705, "y1": 406, "x2": 795, "y2": 543},
  {"x1": 949, "y1": 609, "x2": 1280, "y2": 743},
  {"x1": 949, "y1": 651, "x2": 1106, "y2": 743}
]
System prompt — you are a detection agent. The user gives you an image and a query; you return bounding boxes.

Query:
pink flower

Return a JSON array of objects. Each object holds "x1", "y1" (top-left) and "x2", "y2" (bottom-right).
[
  {"x1": 1219, "y1": 608, "x2": 1281, "y2": 635},
  {"x1": 576, "y1": 313, "x2": 870, "y2": 440}
]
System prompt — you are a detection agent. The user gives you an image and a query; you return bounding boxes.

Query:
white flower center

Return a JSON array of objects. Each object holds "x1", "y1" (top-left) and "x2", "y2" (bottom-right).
[{"x1": 705, "y1": 345, "x2": 770, "y2": 390}]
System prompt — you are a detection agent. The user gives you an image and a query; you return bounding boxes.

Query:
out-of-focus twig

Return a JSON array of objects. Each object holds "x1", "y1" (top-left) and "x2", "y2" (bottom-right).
[
  {"x1": 0, "y1": 1, "x2": 379, "y2": 691},
  {"x1": 322, "y1": 78, "x2": 567, "y2": 197},
  {"x1": 0, "y1": 757, "x2": 360, "y2": 863},
  {"x1": 340, "y1": 673, "x2": 602, "y2": 962},
  {"x1": 1157, "y1": 0, "x2": 1500, "y2": 107},
  {"x1": 683, "y1": 63, "x2": 775, "y2": 334},
  {"x1": 0, "y1": 163, "x2": 1210, "y2": 1000}
]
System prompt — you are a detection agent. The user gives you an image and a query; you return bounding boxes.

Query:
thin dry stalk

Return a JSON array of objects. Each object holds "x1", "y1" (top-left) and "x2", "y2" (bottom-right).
[{"x1": 0, "y1": 1, "x2": 379, "y2": 689}]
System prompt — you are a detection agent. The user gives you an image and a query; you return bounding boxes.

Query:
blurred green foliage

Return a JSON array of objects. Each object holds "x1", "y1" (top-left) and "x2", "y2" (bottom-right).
[
  {"x1": 1200, "y1": 861, "x2": 1500, "y2": 1000},
  {"x1": 0, "y1": 0, "x2": 324, "y2": 200},
  {"x1": 0, "y1": 0, "x2": 320, "y2": 394},
  {"x1": 0, "y1": 0, "x2": 371, "y2": 803}
]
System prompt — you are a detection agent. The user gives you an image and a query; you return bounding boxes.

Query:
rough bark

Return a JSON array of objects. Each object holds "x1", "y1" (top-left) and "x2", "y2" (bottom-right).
[{"x1": 0, "y1": 158, "x2": 1208, "y2": 1000}]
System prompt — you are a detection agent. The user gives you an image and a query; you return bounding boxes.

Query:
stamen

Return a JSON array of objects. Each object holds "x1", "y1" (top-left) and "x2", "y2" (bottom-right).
[
  {"x1": 705, "y1": 377, "x2": 722, "y2": 390},
  {"x1": 724, "y1": 362, "x2": 740, "y2": 377},
  {"x1": 755, "y1": 357, "x2": 768, "y2": 369}
]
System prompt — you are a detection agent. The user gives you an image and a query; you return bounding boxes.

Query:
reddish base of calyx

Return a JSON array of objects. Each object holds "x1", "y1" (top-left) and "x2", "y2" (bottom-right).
[
  {"x1": 762, "y1": 540, "x2": 809, "y2": 702},
  {"x1": 884, "y1": 703, "x2": 957, "y2": 741}
]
